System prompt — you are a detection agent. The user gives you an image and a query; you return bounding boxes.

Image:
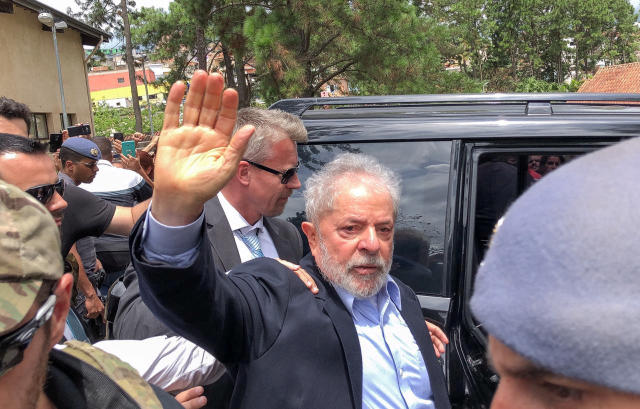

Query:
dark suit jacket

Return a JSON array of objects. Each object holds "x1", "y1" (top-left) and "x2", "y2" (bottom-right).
[
  {"x1": 113, "y1": 196, "x2": 303, "y2": 339},
  {"x1": 131, "y1": 217, "x2": 451, "y2": 409}
]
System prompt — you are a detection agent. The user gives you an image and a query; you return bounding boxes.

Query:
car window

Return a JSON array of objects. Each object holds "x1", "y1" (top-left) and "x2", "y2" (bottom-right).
[
  {"x1": 280, "y1": 141, "x2": 452, "y2": 296},
  {"x1": 474, "y1": 152, "x2": 575, "y2": 262}
]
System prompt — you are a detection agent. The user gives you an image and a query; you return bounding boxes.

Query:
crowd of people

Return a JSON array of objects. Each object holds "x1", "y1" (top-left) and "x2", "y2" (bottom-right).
[{"x1": 0, "y1": 70, "x2": 639, "y2": 409}]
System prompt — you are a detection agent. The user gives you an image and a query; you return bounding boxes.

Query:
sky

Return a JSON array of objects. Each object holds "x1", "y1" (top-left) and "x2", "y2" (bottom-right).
[
  {"x1": 39, "y1": 0, "x2": 174, "y2": 48},
  {"x1": 40, "y1": 0, "x2": 173, "y2": 15}
]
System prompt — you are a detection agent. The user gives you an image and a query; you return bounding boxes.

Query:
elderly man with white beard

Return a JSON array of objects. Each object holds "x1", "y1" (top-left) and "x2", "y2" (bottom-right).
[{"x1": 130, "y1": 72, "x2": 450, "y2": 409}]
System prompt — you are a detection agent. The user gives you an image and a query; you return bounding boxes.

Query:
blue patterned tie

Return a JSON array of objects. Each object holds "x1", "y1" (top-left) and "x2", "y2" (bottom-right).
[{"x1": 238, "y1": 228, "x2": 264, "y2": 259}]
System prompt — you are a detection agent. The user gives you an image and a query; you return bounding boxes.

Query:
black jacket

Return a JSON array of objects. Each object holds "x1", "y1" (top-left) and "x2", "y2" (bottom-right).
[
  {"x1": 131, "y1": 217, "x2": 451, "y2": 409},
  {"x1": 113, "y1": 196, "x2": 303, "y2": 340}
]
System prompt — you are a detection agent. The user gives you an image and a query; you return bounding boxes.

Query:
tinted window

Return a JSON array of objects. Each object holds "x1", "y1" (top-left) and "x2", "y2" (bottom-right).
[
  {"x1": 474, "y1": 152, "x2": 576, "y2": 262},
  {"x1": 280, "y1": 141, "x2": 451, "y2": 296}
]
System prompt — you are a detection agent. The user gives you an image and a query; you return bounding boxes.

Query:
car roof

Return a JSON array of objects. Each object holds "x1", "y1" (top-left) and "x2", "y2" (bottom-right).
[{"x1": 271, "y1": 93, "x2": 640, "y2": 142}]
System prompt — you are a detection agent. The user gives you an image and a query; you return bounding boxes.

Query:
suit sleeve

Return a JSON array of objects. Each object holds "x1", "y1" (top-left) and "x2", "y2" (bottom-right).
[{"x1": 130, "y1": 217, "x2": 292, "y2": 364}]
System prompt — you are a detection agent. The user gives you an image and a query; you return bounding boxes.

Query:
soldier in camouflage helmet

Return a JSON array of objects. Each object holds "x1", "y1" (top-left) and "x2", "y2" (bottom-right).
[{"x1": 0, "y1": 180, "x2": 185, "y2": 409}]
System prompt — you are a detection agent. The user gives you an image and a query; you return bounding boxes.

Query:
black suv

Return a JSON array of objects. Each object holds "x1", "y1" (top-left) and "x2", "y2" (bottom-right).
[{"x1": 270, "y1": 93, "x2": 640, "y2": 409}]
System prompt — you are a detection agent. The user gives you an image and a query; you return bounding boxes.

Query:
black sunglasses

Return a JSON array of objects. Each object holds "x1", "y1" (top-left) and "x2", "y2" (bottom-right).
[
  {"x1": 0, "y1": 294, "x2": 56, "y2": 377},
  {"x1": 245, "y1": 160, "x2": 299, "y2": 184},
  {"x1": 25, "y1": 179, "x2": 65, "y2": 206}
]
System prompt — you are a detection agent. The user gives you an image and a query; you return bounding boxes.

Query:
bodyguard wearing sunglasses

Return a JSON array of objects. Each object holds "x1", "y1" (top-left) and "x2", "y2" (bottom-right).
[{"x1": 0, "y1": 180, "x2": 184, "y2": 409}]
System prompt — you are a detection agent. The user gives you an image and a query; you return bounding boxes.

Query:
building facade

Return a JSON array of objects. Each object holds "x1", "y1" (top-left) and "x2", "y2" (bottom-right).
[
  {"x1": 0, "y1": 0, "x2": 109, "y2": 139},
  {"x1": 88, "y1": 69, "x2": 166, "y2": 108}
]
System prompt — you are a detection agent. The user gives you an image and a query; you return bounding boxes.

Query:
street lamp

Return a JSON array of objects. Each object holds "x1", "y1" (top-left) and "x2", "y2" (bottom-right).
[
  {"x1": 135, "y1": 53, "x2": 154, "y2": 135},
  {"x1": 38, "y1": 12, "x2": 69, "y2": 129}
]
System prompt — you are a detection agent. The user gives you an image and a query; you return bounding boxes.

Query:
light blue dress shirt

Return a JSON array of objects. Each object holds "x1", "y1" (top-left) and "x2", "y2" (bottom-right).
[
  {"x1": 141, "y1": 208, "x2": 435, "y2": 408},
  {"x1": 335, "y1": 280, "x2": 435, "y2": 409},
  {"x1": 142, "y1": 206, "x2": 203, "y2": 267}
]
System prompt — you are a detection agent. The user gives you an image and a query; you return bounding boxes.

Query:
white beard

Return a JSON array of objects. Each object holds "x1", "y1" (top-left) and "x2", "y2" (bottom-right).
[{"x1": 317, "y1": 237, "x2": 392, "y2": 298}]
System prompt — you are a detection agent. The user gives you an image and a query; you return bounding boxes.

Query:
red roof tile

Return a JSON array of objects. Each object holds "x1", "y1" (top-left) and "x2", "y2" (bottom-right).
[{"x1": 578, "y1": 62, "x2": 640, "y2": 94}]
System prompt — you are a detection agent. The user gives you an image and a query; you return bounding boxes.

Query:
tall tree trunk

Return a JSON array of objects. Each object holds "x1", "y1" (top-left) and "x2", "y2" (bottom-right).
[
  {"x1": 221, "y1": 44, "x2": 237, "y2": 89},
  {"x1": 195, "y1": 24, "x2": 207, "y2": 70},
  {"x1": 234, "y1": 54, "x2": 249, "y2": 107},
  {"x1": 121, "y1": 0, "x2": 142, "y2": 132}
]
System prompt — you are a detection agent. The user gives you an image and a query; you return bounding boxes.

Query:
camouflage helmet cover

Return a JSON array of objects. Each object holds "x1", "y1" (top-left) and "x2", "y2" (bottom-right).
[{"x1": 0, "y1": 181, "x2": 62, "y2": 333}]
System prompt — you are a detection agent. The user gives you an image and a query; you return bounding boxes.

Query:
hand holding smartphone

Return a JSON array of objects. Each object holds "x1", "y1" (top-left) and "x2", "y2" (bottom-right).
[{"x1": 121, "y1": 140, "x2": 136, "y2": 158}]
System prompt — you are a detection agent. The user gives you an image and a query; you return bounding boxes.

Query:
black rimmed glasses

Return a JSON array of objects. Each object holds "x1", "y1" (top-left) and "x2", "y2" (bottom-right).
[
  {"x1": 245, "y1": 160, "x2": 299, "y2": 184},
  {"x1": 0, "y1": 294, "x2": 56, "y2": 376},
  {"x1": 25, "y1": 179, "x2": 65, "y2": 205}
]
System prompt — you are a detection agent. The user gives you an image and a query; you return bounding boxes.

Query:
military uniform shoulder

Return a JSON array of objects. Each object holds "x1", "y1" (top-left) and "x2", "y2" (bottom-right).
[{"x1": 61, "y1": 340, "x2": 164, "y2": 409}]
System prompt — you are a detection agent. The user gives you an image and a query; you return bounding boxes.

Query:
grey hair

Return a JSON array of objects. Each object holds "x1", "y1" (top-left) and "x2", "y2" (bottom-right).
[
  {"x1": 304, "y1": 153, "x2": 401, "y2": 224},
  {"x1": 234, "y1": 108, "x2": 308, "y2": 163}
]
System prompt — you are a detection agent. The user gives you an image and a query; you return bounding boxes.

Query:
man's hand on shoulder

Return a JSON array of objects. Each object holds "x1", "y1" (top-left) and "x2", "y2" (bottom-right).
[
  {"x1": 276, "y1": 259, "x2": 319, "y2": 294},
  {"x1": 151, "y1": 70, "x2": 255, "y2": 227}
]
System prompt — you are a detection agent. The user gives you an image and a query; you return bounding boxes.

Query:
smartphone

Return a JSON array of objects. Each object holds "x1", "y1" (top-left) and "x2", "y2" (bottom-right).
[
  {"x1": 113, "y1": 132, "x2": 124, "y2": 141},
  {"x1": 121, "y1": 140, "x2": 136, "y2": 158},
  {"x1": 49, "y1": 133, "x2": 63, "y2": 152},
  {"x1": 67, "y1": 124, "x2": 91, "y2": 137}
]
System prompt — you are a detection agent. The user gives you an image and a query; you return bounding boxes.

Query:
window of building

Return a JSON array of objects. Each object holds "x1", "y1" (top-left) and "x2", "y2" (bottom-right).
[
  {"x1": 29, "y1": 113, "x2": 49, "y2": 140},
  {"x1": 117, "y1": 77, "x2": 125, "y2": 83},
  {"x1": 59, "y1": 113, "x2": 74, "y2": 130},
  {"x1": 0, "y1": 1, "x2": 13, "y2": 13}
]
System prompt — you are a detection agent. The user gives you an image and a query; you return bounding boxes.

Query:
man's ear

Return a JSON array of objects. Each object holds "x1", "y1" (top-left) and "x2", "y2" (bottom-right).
[
  {"x1": 237, "y1": 160, "x2": 250, "y2": 186},
  {"x1": 301, "y1": 221, "x2": 318, "y2": 257},
  {"x1": 62, "y1": 160, "x2": 74, "y2": 172},
  {"x1": 48, "y1": 273, "x2": 73, "y2": 348}
]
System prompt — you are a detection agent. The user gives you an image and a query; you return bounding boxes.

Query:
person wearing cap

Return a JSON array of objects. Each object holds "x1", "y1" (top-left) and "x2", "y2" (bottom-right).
[
  {"x1": 0, "y1": 180, "x2": 186, "y2": 409},
  {"x1": 0, "y1": 133, "x2": 153, "y2": 327},
  {"x1": 59, "y1": 137, "x2": 102, "y2": 186},
  {"x1": 470, "y1": 138, "x2": 640, "y2": 408}
]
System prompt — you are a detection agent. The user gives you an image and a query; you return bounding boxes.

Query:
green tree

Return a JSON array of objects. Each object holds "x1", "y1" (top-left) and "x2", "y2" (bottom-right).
[
  {"x1": 131, "y1": 0, "x2": 256, "y2": 106},
  {"x1": 246, "y1": 0, "x2": 474, "y2": 104},
  {"x1": 70, "y1": 0, "x2": 144, "y2": 132}
]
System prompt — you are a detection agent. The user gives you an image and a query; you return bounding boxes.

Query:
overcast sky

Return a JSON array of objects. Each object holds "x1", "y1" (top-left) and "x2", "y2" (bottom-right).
[
  {"x1": 39, "y1": 0, "x2": 173, "y2": 48},
  {"x1": 40, "y1": 0, "x2": 173, "y2": 14}
]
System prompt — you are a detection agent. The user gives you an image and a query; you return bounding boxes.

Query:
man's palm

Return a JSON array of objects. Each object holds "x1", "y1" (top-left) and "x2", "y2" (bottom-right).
[
  {"x1": 155, "y1": 126, "x2": 242, "y2": 203},
  {"x1": 151, "y1": 71, "x2": 254, "y2": 226}
]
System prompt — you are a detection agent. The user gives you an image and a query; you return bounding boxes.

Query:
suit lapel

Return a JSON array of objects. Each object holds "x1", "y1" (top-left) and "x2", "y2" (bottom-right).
[
  {"x1": 301, "y1": 255, "x2": 362, "y2": 409},
  {"x1": 263, "y1": 217, "x2": 296, "y2": 262},
  {"x1": 321, "y1": 297, "x2": 363, "y2": 409},
  {"x1": 204, "y1": 197, "x2": 241, "y2": 271},
  {"x1": 399, "y1": 291, "x2": 451, "y2": 409}
]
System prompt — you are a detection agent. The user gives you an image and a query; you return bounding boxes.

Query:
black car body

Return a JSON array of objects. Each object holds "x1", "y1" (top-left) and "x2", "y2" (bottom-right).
[{"x1": 270, "y1": 93, "x2": 640, "y2": 409}]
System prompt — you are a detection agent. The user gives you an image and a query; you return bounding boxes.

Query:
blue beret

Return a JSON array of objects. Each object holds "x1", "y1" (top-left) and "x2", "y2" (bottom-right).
[
  {"x1": 61, "y1": 137, "x2": 101, "y2": 160},
  {"x1": 471, "y1": 137, "x2": 640, "y2": 395}
]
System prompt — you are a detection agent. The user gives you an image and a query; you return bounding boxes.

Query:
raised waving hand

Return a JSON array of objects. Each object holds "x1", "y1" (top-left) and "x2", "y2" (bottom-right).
[{"x1": 151, "y1": 71, "x2": 255, "y2": 226}]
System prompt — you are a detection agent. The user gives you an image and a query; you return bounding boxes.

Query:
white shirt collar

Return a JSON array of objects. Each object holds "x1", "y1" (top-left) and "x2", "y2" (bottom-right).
[{"x1": 217, "y1": 191, "x2": 265, "y2": 234}]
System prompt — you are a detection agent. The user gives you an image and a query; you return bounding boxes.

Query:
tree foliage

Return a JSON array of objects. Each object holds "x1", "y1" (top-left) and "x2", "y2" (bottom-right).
[
  {"x1": 131, "y1": 0, "x2": 258, "y2": 106},
  {"x1": 78, "y1": 0, "x2": 640, "y2": 112},
  {"x1": 245, "y1": 0, "x2": 479, "y2": 104}
]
